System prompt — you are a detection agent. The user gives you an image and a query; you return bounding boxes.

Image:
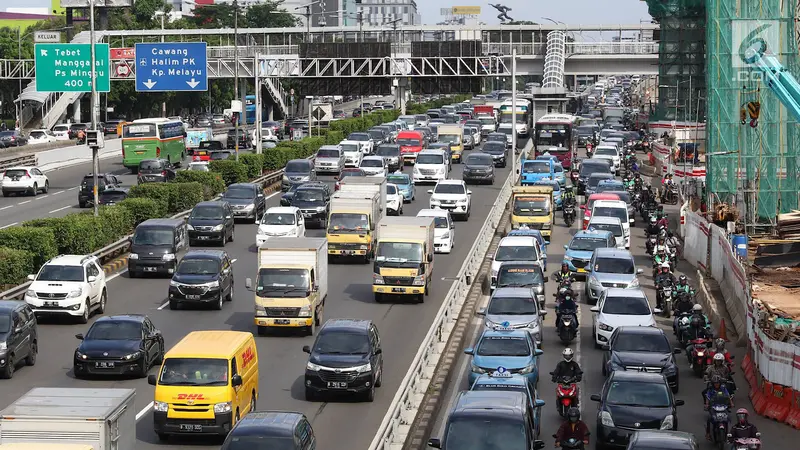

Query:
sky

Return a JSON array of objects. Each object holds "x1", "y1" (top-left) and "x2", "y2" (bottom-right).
[{"x1": 5, "y1": 0, "x2": 654, "y2": 26}]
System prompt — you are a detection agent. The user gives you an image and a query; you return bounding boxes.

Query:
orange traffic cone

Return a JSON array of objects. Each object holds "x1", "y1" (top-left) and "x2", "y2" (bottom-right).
[{"x1": 718, "y1": 319, "x2": 729, "y2": 342}]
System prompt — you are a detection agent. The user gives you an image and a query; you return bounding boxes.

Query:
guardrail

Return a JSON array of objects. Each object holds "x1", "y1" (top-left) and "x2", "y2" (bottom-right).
[
  {"x1": 0, "y1": 153, "x2": 37, "y2": 170},
  {"x1": 0, "y1": 170, "x2": 285, "y2": 300},
  {"x1": 368, "y1": 159, "x2": 519, "y2": 450}
]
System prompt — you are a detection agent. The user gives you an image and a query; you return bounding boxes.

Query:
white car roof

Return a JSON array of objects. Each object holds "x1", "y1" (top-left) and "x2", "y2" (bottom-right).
[
  {"x1": 417, "y1": 208, "x2": 449, "y2": 218},
  {"x1": 605, "y1": 287, "x2": 647, "y2": 299},
  {"x1": 593, "y1": 200, "x2": 627, "y2": 209},
  {"x1": 596, "y1": 145, "x2": 618, "y2": 152},
  {"x1": 419, "y1": 149, "x2": 446, "y2": 156},
  {"x1": 319, "y1": 144, "x2": 341, "y2": 150},
  {"x1": 589, "y1": 215, "x2": 623, "y2": 225},
  {"x1": 436, "y1": 179, "x2": 465, "y2": 186},
  {"x1": 499, "y1": 236, "x2": 536, "y2": 247},
  {"x1": 31, "y1": 129, "x2": 48, "y2": 133},
  {"x1": 4, "y1": 166, "x2": 37, "y2": 171},
  {"x1": 339, "y1": 140, "x2": 360, "y2": 146},
  {"x1": 46, "y1": 255, "x2": 95, "y2": 266},
  {"x1": 265, "y1": 206, "x2": 300, "y2": 214},
  {"x1": 361, "y1": 155, "x2": 384, "y2": 162}
]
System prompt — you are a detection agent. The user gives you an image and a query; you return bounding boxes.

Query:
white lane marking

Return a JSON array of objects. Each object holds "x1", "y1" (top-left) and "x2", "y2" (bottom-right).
[
  {"x1": 17, "y1": 200, "x2": 30, "y2": 205},
  {"x1": 35, "y1": 195, "x2": 49, "y2": 200},
  {"x1": 0, "y1": 222, "x2": 18, "y2": 229},
  {"x1": 0, "y1": 205, "x2": 12, "y2": 211},
  {"x1": 49, "y1": 205, "x2": 72, "y2": 214},
  {"x1": 106, "y1": 269, "x2": 127, "y2": 283},
  {"x1": 136, "y1": 402, "x2": 154, "y2": 421},
  {"x1": 67, "y1": 186, "x2": 78, "y2": 191},
  {"x1": 51, "y1": 190, "x2": 64, "y2": 195}
]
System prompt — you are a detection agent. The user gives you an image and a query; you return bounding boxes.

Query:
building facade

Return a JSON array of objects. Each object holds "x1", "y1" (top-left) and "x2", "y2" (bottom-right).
[{"x1": 359, "y1": 0, "x2": 420, "y2": 26}]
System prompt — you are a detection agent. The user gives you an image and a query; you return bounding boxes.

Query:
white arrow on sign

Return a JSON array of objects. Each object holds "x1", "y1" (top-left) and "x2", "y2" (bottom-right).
[
  {"x1": 186, "y1": 78, "x2": 200, "y2": 89},
  {"x1": 143, "y1": 79, "x2": 157, "y2": 89},
  {"x1": 40, "y1": 49, "x2": 48, "y2": 57}
]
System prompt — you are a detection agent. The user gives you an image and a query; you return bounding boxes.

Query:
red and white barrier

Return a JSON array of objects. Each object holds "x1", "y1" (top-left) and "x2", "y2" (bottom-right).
[{"x1": 682, "y1": 210, "x2": 709, "y2": 272}]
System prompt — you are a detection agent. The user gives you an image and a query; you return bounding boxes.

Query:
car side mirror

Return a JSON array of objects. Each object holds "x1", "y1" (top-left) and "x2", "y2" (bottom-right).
[
  {"x1": 87, "y1": 276, "x2": 97, "y2": 283},
  {"x1": 148, "y1": 374, "x2": 157, "y2": 386},
  {"x1": 427, "y1": 253, "x2": 434, "y2": 263},
  {"x1": 428, "y1": 438, "x2": 442, "y2": 448},
  {"x1": 245, "y1": 278, "x2": 253, "y2": 291},
  {"x1": 476, "y1": 308, "x2": 486, "y2": 316},
  {"x1": 674, "y1": 347, "x2": 683, "y2": 354},
  {"x1": 374, "y1": 348, "x2": 382, "y2": 355},
  {"x1": 467, "y1": 190, "x2": 472, "y2": 195},
  {"x1": 590, "y1": 306, "x2": 600, "y2": 313},
  {"x1": 302, "y1": 345, "x2": 311, "y2": 354},
  {"x1": 464, "y1": 348, "x2": 474, "y2": 355},
  {"x1": 637, "y1": 268, "x2": 644, "y2": 274},
  {"x1": 675, "y1": 399, "x2": 685, "y2": 406},
  {"x1": 75, "y1": 333, "x2": 84, "y2": 340},
  {"x1": 534, "y1": 399, "x2": 546, "y2": 408},
  {"x1": 534, "y1": 440, "x2": 546, "y2": 450},
  {"x1": 27, "y1": 274, "x2": 35, "y2": 281},
  {"x1": 539, "y1": 310, "x2": 547, "y2": 316},
  {"x1": 231, "y1": 374, "x2": 243, "y2": 387},
  {"x1": 590, "y1": 394, "x2": 602, "y2": 402},
  {"x1": 427, "y1": 190, "x2": 434, "y2": 194}
]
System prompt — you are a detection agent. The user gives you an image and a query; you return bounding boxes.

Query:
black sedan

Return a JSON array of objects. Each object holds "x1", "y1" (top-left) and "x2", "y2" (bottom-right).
[
  {"x1": 281, "y1": 183, "x2": 301, "y2": 206},
  {"x1": 221, "y1": 183, "x2": 266, "y2": 222},
  {"x1": 74, "y1": 314, "x2": 164, "y2": 378},
  {"x1": 98, "y1": 188, "x2": 129, "y2": 206},
  {"x1": 225, "y1": 128, "x2": 252, "y2": 149},
  {"x1": 462, "y1": 152, "x2": 495, "y2": 185},
  {"x1": 590, "y1": 371, "x2": 683, "y2": 449},
  {"x1": 601, "y1": 326, "x2": 681, "y2": 392},
  {"x1": 168, "y1": 249, "x2": 234, "y2": 310},
  {"x1": 137, "y1": 159, "x2": 176, "y2": 184},
  {"x1": 482, "y1": 141, "x2": 508, "y2": 167}
]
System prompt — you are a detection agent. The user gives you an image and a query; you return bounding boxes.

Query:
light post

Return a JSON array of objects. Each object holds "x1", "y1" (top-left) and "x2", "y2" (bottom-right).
[
  {"x1": 154, "y1": 10, "x2": 167, "y2": 117},
  {"x1": 510, "y1": 48, "x2": 517, "y2": 186},
  {"x1": 233, "y1": 0, "x2": 241, "y2": 161},
  {"x1": 89, "y1": 0, "x2": 99, "y2": 216}
]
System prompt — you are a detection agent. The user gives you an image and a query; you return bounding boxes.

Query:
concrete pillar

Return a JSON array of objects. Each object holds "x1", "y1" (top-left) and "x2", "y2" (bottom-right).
[
  {"x1": 73, "y1": 97, "x2": 81, "y2": 123},
  {"x1": 268, "y1": 104, "x2": 274, "y2": 121}
]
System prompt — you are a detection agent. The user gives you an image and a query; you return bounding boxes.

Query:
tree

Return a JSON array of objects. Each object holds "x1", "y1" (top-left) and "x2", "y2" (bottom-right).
[{"x1": 247, "y1": 2, "x2": 300, "y2": 28}]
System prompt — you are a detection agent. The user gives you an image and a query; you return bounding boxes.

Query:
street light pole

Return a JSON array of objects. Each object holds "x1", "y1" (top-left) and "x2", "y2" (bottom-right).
[
  {"x1": 234, "y1": 0, "x2": 239, "y2": 161},
  {"x1": 511, "y1": 48, "x2": 517, "y2": 186},
  {"x1": 89, "y1": 0, "x2": 99, "y2": 216},
  {"x1": 17, "y1": 28, "x2": 22, "y2": 130}
]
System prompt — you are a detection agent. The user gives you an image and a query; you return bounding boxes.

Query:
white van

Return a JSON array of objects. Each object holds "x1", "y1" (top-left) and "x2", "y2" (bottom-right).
[
  {"x1": 413, "y1": 149, "x2": 449, "y2": 184},
  {"x1": 592, "y1": 145, "x2": 621, "y2": 174},
  {"x1": 340, "y1": 140, "x2": 363, "y2": 167},
  {"x1": 417, "y1": 208, "x2": 455, "y2": 253},
  {"x1": 591, "y1": 200, "x2": 631, "y2": 249},
  {"x1": 490, "y1": 235, "x2": 544, "y2": 290}
]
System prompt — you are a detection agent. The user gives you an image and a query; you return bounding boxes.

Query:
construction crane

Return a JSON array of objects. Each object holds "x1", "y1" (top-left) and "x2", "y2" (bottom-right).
[{"x1": 744, "y1": 44, "x2": 800, "y2": 123}]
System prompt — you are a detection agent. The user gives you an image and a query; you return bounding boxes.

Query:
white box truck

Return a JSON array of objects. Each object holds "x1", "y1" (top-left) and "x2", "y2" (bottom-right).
[
  {"x1": 246, "y1": 237, "x2": 328, "y2": 335},
  {"x1": 0, "y1": 445, "x2": 95, "y2": 450},
  {"x1": 0, "y1": 388, "x2": 135, "y2": 450},
  {"x1": 327, "y1": 192, "x2": 382, "y2": 262},
  {"x1": 339, "y1": 176, "x2": 387, "y2": 216},
  {"x1": 372, "y1": 216, "x2": 436, "y2": 303}
]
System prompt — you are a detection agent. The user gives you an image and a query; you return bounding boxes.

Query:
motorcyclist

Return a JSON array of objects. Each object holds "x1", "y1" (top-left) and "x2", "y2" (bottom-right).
[
  {"x1": 554, "y1": 262, "x2": 575, "y2": 285},
  {"x1": 556, "y1": 293, "x2": 579, "y2": 330},
  {"x1": 704, "y1": 375, "x2": 734, "y2": 441},
  {"x1": 729, "y1": 408, "x2": 760, "y2": 440},
  {"x1": 76, "y1": 129, "x2": 86, "y2": 143},
  {"x1": 654, "y1": 247, "x2": 671, "y2": 267},
  {"x1": 709, "y1": 338, "x2": 734, "y2": 366},
  {"x1": 623, "y1": 176, "x2": 634, "y2": 190},
  {"x1": 646, "y1": 216, "x2": 660, "y2": 237},
  {"x1": 690, "y1": 303, "x2": 710, "y2": 329},
  {"x1": 654, "y1": 263, "x2": 675, "y2": 309},
  {"x1": 675, "y1": 274, "x2": 691, "y2": 294},
  {"x1": 551, "y1": 348, "x2": 583, "y2": 383},
  {"x1": 633, "y1": 173, "x2": 644, "y2": 190},
  {"x1": 657, "y1": 211, "x2": 669, "y2": 229},
  {"x1": 554, "y1": 407, "x2": 590, "y2": 449},
  {"x1": 662, "y1": 173, "x2": 675, "y2": 188},
  {"x1": 704, "y1": 352, "x2": 732, "y2": 385},
  {"x1": 684, "y1": 315, "x2": 711, "y2": 360},
  {"x1": 562, "y1": 185, "x2": 576, "y2": 207}
]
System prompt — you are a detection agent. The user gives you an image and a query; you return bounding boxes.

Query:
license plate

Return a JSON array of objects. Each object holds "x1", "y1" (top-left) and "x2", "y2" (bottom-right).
[
  {"x1": 391, "y1": 287, "x2": 406, "y2": 293},
  {"x1": 303, "y1": 213, "x2": 313, "y2": 217},
  {"x1": 135, "y1": 151, "x2": 145, "y2": 155},
  {"x1": 343, "y1": 250, "x2": 354, "y2": 255},
  {"x1": 275, "y1": 319, "x2": 290, "y2": 325},
  {"x1": 143, "y1": 267, "x2": 157, "y2": 272},
  {"x1": 198, "y1": 235, "x2": 209, "y2": 240},
  {"x1": 95, "y1": 361, "x2": 115, "y2": 369},
  {"x1": 186, "y1": 295, "x2": 201, "y2": 300},
  {"x1": 327, "y1": 381, "x2": 348, "y2": 389},
  {"x1": 179, "y1": 424, "x2": 202, "y2": 432},
  {"x1": 577, "y1": 268, "x2": 586, "y2": 273},
  {"x1": 43, "y1": 301, "x2": 59, "y2": 307}
]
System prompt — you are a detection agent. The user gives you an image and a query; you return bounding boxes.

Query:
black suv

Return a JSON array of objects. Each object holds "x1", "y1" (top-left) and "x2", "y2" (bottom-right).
[
  {"x1": 292, "y1": 183, "x2": 331, "y2": 228},
  {"x1": 222, "y1": 183, "x2": 266, "y2": 222},
  {"x1": 79, "y1": 173, "x2": 121, "y2": 208},
  {"x1": 137, "y1": 159, "x2": 176, "y2": 184},
  {"x1": 0, "y1": 300, "x2": 38, "y2": 379},
  {"x1": 167, "y1": 250, "x2": 234, "y2": 310},
  {"x1": 221, "y1": 411, "x2": 316, "y2": 450},
  {"x1": 602, "y1": 326, "x2": 681, "y2": 392},
  {"x1": 462, "y1": 152, "x2": 495, "y2": 185},
  {"x1": 302, "y1": 319, "x2": 384, "y2": 402},
  {"x1": 187, "y1": 201, "x2": 235, "y2": 246}
]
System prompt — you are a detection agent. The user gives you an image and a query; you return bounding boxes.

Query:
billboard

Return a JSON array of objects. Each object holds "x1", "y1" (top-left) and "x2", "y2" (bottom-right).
[
  {"x1": 60, "y1": 0, "x2": 133, "y2": 7},
  {"x1": 452, "y1": 6, "x2": 481, "y2": 15}
]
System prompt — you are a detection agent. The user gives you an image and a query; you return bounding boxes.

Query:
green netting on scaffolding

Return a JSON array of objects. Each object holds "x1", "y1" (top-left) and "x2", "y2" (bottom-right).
[
  {"x1": 706, "y1": 0, "x2": 800, "y2": 227},
  {"x1": 645, "y1": 0, "x2": 707, "y2": 121}
]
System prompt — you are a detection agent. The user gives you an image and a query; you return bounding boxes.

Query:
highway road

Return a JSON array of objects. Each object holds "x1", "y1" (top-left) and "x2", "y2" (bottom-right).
[
  {"x1": 0, "y1": 138, "x2": 518, "y2": 450},
  {"x1": 0, "y1": 97, "x2": 388, "y2": 229},
  {"x1": 431, "y1": 150, "x2": 789, "y2": 449}
]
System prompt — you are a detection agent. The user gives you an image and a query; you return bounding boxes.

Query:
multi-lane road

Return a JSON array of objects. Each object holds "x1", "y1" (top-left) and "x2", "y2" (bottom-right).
[
  {"x1": 0, "y1": 134, "x2": 512, "y2": 450},
  {"x1": 0, "y1": 97, "x2": 386, "y2": 229},
  {"x1": 432, "y1": 150, "x2": 790, "y2": 449}
]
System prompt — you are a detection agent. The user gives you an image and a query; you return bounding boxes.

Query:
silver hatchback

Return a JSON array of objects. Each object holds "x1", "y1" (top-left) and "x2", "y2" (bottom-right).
[{"x1": 477, "y1": 287, "x2": 547, "y2": 348}]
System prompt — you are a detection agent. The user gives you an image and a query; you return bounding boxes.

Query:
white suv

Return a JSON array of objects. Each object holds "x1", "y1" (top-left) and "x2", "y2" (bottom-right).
[
  {"x1": 24, "y1": 255, "x2": 107, "y2": 323},
  {"x1": 413, "y1": 150, "x2": 449, "y2": 184},
  {"x1": 1, "y1": 166, "x2": 49, "y2": 197},
  {"x1": 428, "y1": 179, "x2": 471, "y2": 221}
]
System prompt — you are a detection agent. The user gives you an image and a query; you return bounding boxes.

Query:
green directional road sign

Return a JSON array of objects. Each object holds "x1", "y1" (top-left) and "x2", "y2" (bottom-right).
[{"x1": 35, "y1": 43, "x2": 111, "y2": 93}]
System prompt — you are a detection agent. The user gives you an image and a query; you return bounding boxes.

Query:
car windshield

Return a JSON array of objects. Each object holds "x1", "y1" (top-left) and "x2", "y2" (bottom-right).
[
  {"x1": 444, "y1": 417, "x2": 527, "y2": 450},
  {"x1": 439, "y1": 133, "x2": 460, "y2": 144},
  {"x1": 596, "y1": 148, "x2": 617, "y2": 156},
  {"x1": 286, "y1": 161, "x2": 310, "y2": 173},
  {"x1": 580, "y1": 164, "x2": 609, "y2": 176},
  {"x1": 139, "y1": 160, "x2": 162, "y2": 170},
  {"x1": 593, "y1": 206, "x2": 627, "y2": 223},
  {"x1": 341, "y1": 143, "x2": 359, "y2": 152},
  {"x1": 349, "y1": 133, "x2": 369, "y2": 141},
  {"x1": 314, "y1": 332, "x2": 370, "y2": 355},
  {"x1": 495, "y1": 245, "x2": 537, "y2": 262},
  {"x1": 434, "y1": 183, "x2": 465, "y2": 195},
  {"x1": 467, "y1": 154, "x2": 493, "y2": 165},
  {"x1": 177, "y1": 258, "x2": 220, "y2": 275},
  {"x1": 522, "y1": 161, "x2": 550, "y2": 173},
  {"x1": 427, "y1": 216, "x2": 448, "y2": 228},
  {"x1": 387, "y1": 175, "x2": 409, "y2": 185},
  {"x1": 386, "y1": 185, "x2": 397, "y2": 195},
  {"x1": 377, "y1": 146, "x2": 399, "y2": 157},
  {"x1": 189, "y1": 163, "x2": 209, "y2": 172},
  {"x1": 594, "y1": 256, "x2": 634, "y2": 274},
  {"x1": 4, "y1": 169, "x2": 27, "y2": 178},
  {"x1": 570, "y1": 237, "x2": 608, "y2": 251},
  {"x1": 376, "y1": 242, "x2": 423, "y2": 263},
  {"x1": 123, "y1": 123, "x2": 157, "y2": 138},
  {"x1": 317, "y1": 149, "x2": 339, "y2": 158},
  {"x1": 222, "y1": 436, "x2": 294, "y2": 450},
  {"x1": 615, "y1": 332, "x2": 671, "y2": 352},
  {"x1": 210, "y1": 152, "x2": 232, "y2": 160},
  {"x1": 159, "y1": 358, "x2": 229, "y2": 386},
  {"x1": 480, "y1": 117, "x2": 495, "y2": 125},
  {"x1": 261, "y1": 213, "x2": 296, "y2": 225},
  {"x1": 588, "y1": 176, "x2": 613, "y2": 188},
  {"x1": 497, "y1": 266, "x2": 544, "y2": 287},
  {"x1": 590, "y1": 222, "x2": 622, "y2": 237},
  {"x1": 85, "y1": 321, "x2": 142, "y2": 340},
  {"x1": 606, "y1": 381, "x2": 671, "y2": 408},
  {"x1": 30, "y1": 131, "x2": 46, "y2": 138},
  {"x1": 191, "y1": 206, "x2": 224, "y2": 220},
  {"x1": 513, "y1": 197, "x2": 550, "y2": 217},
  {"x1": 361, "y1": 159, "x2": 383, "y2": 168},
  {"x1": 477, "y1": 336, "x2": 530, "y2": 356},
  {"x1": 397, "y1": 138, "x2": 421, "y2": 146},
  {"x1": 133, "y1": 228, "x2": 173, "y2": 246},
  {"x1": 256, "y1": 268, "x2": 309, "y2": 297},
  {"x1": 488, "y1": 296, "x2": 538, "y2": 315},
  {"x1": 417, "y1": 154, "x2": 444, "y2": 165},
  {"x1": 224, "y1": 188, "x2": 254, "y2": 200},
  {"x1": 603, "y1": 296, "x2": 651, "y2": 315},
  {"x1": 36, "y1": 264, "x2": 84, "y2": 282},
  {"x1": 483, "y1": 143, "x2": 505, "y2": 153},
  {"x1": 0, "y1": 314, "x2": 9, "y2": 333},
  {"x1": 368, "y1": 130, "x2": 383, "y2": 140},
  {"x1": 329, "y1": 213, "x2": 369, "y2": 232},
  {"x1": 577, "y1": 126, "x2": 595, "y2": 135},
  {"x1": 597, "y1": 183, "x2": 623, "y2": 193}
]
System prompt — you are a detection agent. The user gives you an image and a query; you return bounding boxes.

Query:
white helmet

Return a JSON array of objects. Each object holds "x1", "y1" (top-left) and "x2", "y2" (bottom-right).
[
  {"x1": 660, "y1": 262, "x2": 671, "y2": 269},
  {"x1": 713, "y1": 353, "x2": 725, "y2": 363},
  {"x1": 562, "y1": 348, "x2": 574, "y2": 362},
  {"x1": 680, "y1": 317, "x2": 690, "y2": 326},
  {"x1": 693, "y1": 304, "x2": 703, "y2": 313}
]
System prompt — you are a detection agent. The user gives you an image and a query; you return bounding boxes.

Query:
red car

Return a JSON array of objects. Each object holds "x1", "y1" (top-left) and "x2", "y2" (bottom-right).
[{"x1": 581, "y1": 193, "x2": 621, "y2": 229}]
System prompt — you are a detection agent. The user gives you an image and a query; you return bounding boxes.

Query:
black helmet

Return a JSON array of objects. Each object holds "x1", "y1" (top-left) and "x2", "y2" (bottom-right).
[
  {"x1": 561, "y1": 262, "x2": 569, "y2": 271},
  {"x1": 678, "y1": 275, "x2": 687, "y2": 284},
  {"x1": 567, "y1": 407, "x2": 580, "y2": 422}
]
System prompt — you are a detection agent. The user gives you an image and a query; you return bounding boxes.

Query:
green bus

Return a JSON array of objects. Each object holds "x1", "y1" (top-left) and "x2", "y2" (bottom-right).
[{"x1": 122, "y1": 118, "x2": 187, "y2": 172}]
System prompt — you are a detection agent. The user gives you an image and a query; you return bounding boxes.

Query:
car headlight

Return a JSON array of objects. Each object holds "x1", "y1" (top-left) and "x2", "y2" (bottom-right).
[
  {"x1": 412, "y1": 275, "x2": 425, "y2": 286},
  {"x1": 629, "y1": 278, "x2": 639, "y2": 288},
  {"x1": 214, "y1": 402, "x2": 232, "y2": 414},
  {"x1": 316, "y1": 206, "x2": 326, "y2": 212},
  {"x1": 162, "y1": 253, "x2": 176, "y2": 261},
  {"x1": 123, "y1": 352, "x2": 142, "y2": 361},
  {"x1": 212, "y1": 224, "x2": 224, "y2": 231},
  {"x1": 282, "y1": 175, "x2": 289, "y2": 181},
  {"x1": 153, "y1": 401, "x2": 168, "y2": 412},
  {"x1": 187, "y1": 224, "x2": 195, "y2": 231},
  {"x1": 518, "y1": 363, "x2": 536, "y2": 374},
  {"x1": 541, "y1": 223, "x2": 551, "y2": 229},
  {"x1": 660, "y1": 414, "x2": 674, "y2": 430},
  {"x1": 564, "y1": 255, "x2": 573, "y2": 261},
  {"x1": 588, "y1": 276, "x2": 599, "y2": 286},
  {"x1": 599, "y1": 411, "x2": 615, "y2": 427},
  {"x1": 373, "y1": 274, "x2": 384, "y2": 284},
  {"x1": 243, "y1": 203, "x2": 255, "y2": 210},
  {"x1": 25, "y1": 289, "x2": 35, "y2": 298},
  {"x1": 75, "y1": 351, "x2": 88, "y2": 360},
  {"x1": 306, "y1": 361, "x2": 322, "y2": 371},
  {"x1": 203, "y1": 280, "x2": 220, "y2": 288},
  {"x1": 353, "y1": 362, "x2": 372, "y2": 373},
  {"x1": 170, "y1": 280, "x2": 180, "y2": 287},
  {"x1": 471, "y1": 363, "x2": 487, "y2": 374},
  {"x1": 598, "y1": 322, "x2": 613, "y2": 332},
  {"x1": 66, "y1": 288, "x2": 83, "y2": 298},
  {"x1": 129, "y1": 253, "x2": 139, "y2": 260},
  {"x1": 298, "y1": 305, "x2": 311, "y2": 317},
  {"x1": 663, "y1": 365, "x2": 677, "y2": 376}
]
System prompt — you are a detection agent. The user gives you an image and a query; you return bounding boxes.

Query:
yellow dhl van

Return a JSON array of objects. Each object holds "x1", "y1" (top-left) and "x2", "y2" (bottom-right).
[
  {"x1": 510, "y1": 185, "x2": 554, "y2": 239},
  {"x1": 148, "y1": 330, "x2": 259, "y2": 439},
  {"x1": 0, "y1": 446, "x2": 94, "y2": 450}
]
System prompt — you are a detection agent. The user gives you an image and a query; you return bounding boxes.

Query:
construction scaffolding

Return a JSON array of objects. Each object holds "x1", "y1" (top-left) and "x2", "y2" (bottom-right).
[
  {"x1": 645, "y1": 0, "x2": 706, "y2": 121},
  {"x1": 706, "y1": 0, "x2": 800, "y2": 232}
]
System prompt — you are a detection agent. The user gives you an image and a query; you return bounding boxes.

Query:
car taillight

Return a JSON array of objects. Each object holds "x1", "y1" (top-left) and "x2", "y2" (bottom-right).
[
  {"x1": 25, "y1": 171, "x2": 31, "y2": 178},
  {"x1": 161, "y1": 171, "x2": 167, "y2": 176},
  {"x1": 156, "y1": 147, "x2": 161, "y2": 157}
]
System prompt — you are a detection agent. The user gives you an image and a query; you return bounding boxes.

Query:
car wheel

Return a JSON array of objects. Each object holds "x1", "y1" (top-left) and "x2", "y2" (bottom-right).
[
  {"x1": 78, "y1": 300, "x2": 90, "y2": 324},
  {"x1": 0, "y1": 357, "x2": 14, "y2": 379},
  {"x1": 214, "y1": 291, "x2": 223, "y2": 310},
  {"x1": 42, "y1": 181, "x2": 49, "y2": 194},
  {"x1": 31, "y1": 183, "x2": 38, "y2": 196},
  {"x1": 364, "y1": 385, "x2": 376, "y2": 402},
  {"x1": 97, "y1": 289, "x2": 107, "y2": 314},
  {"x1": 25, "y1": 341, "x2": 37, "y2": 366}
]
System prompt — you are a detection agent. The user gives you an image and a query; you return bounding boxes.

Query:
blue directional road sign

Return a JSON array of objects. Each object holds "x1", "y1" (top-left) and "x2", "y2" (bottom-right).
[{"x1": 135, "y1": 42, "x2": 208, "y2": 92}]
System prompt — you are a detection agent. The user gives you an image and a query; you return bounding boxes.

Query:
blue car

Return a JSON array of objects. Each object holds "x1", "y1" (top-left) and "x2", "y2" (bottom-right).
[
  {"x1": 553, "y1": 163, "x2": 567, "y2": 188},
  {"x1": 387, "y1": 172, "x2": 415, "y2": 202},
  {"x1": 508, "y1": 228, "x2": 547, "y2": 269},
  {"x1": 465, "y1": 328, "x2": 543, "y2": 389},
  {"x1": 471, "y1": 369, "x2": 546, "y2": 438},
  {"x1": 533, "y1": 180, "x2": 562, "y2": 209},
  {"x1": 596, "y1": 179, "x2": 625, "y2": 195},
  {"x1": 520, "y1": 159, "x2": 554, "y2": 185},
  {"x1": 563, "y1": 229, "x2": 615, "y2": 277}
]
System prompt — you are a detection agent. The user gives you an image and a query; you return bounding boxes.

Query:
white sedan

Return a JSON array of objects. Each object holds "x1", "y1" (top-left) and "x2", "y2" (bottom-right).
[
  {"x1": 591, "y1": 287, "x2": 656, "y2": 348},
  {"x1": 256, "y1": 206, "x2": 306, "y2": 247},
  {"x1": 386, "y1": 183, "x2": 403, "y2": 215},
  {"x1": 359, "y1": 155, "x2": 388, "y2": 177},
  {"x1": 28, "y1": 129, "x2": 57, "y2": 145}
]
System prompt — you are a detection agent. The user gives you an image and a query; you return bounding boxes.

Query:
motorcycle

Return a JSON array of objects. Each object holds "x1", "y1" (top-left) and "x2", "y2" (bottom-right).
[
  {"x1": 673, "y1": 310, "x2": 692, "y2": 339},
  {"x1": 586, "y1": 143, "x2": 594, "y2": 158},
  {"x1": 709, "y1": 400, "x2": 731, "y2": 450},
  {"x1": 563, "y1": 203, "x2": 576, "y2": 227},
  {"x1": 645, "y1": 234, "x2": 658, "y2": 255},
  {"x1": 662, "y1": 184, "x2": 678, "y2": 205},
  {"x1": 550, "y1": 374, "x2": 579, "y2": 417},
  {"x1": 655, "y1": 279, "x2": 674, "y2": 318},
  {"x1": 728, "y1": 435, "x2": 761, "y2": 450},
  {"x1": 553, "y1": 435, "x2": 588, "y2": 450},
  {"x1": 688, "y1": 338, "x2": 713, "y2": 377},
  {"x1": 557, "y1": 308, "x2": 578, "y2": 343}
]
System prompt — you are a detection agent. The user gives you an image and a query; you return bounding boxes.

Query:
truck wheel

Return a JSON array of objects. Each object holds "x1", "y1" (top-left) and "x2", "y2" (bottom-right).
[
  {"x1": 257, "y1": 326, "x2": 268, "y2": 336},
  {"x1": 416, "y1": 293, "x2": 424, "y2": 304},
  {"x1": 374, "y1": 293, "x2": 383, "y2": 303},
  {"x1": 157, "y1": 433, "x2": 168, "y2": 442}
]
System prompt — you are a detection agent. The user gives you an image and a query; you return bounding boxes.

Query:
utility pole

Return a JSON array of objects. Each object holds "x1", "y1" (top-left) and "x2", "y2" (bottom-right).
[
  {"x1": 510, "y1": 48, "x2": 517, "y2": 186},
  {"x1": 89, "y1": 0, "x2": 100, "y2": 216},
  {"x1": 234, "y1": 0, "x2": 239, "y2": 161}
]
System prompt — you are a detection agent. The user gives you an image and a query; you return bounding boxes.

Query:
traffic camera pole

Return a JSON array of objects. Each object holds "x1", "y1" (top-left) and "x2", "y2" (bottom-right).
[
  {"x1": 510, "y1": 48, "x2": 517, "y2": 186},
  {"x1": 89, "y1": 0, "x2": 99, "y2": 216}
]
